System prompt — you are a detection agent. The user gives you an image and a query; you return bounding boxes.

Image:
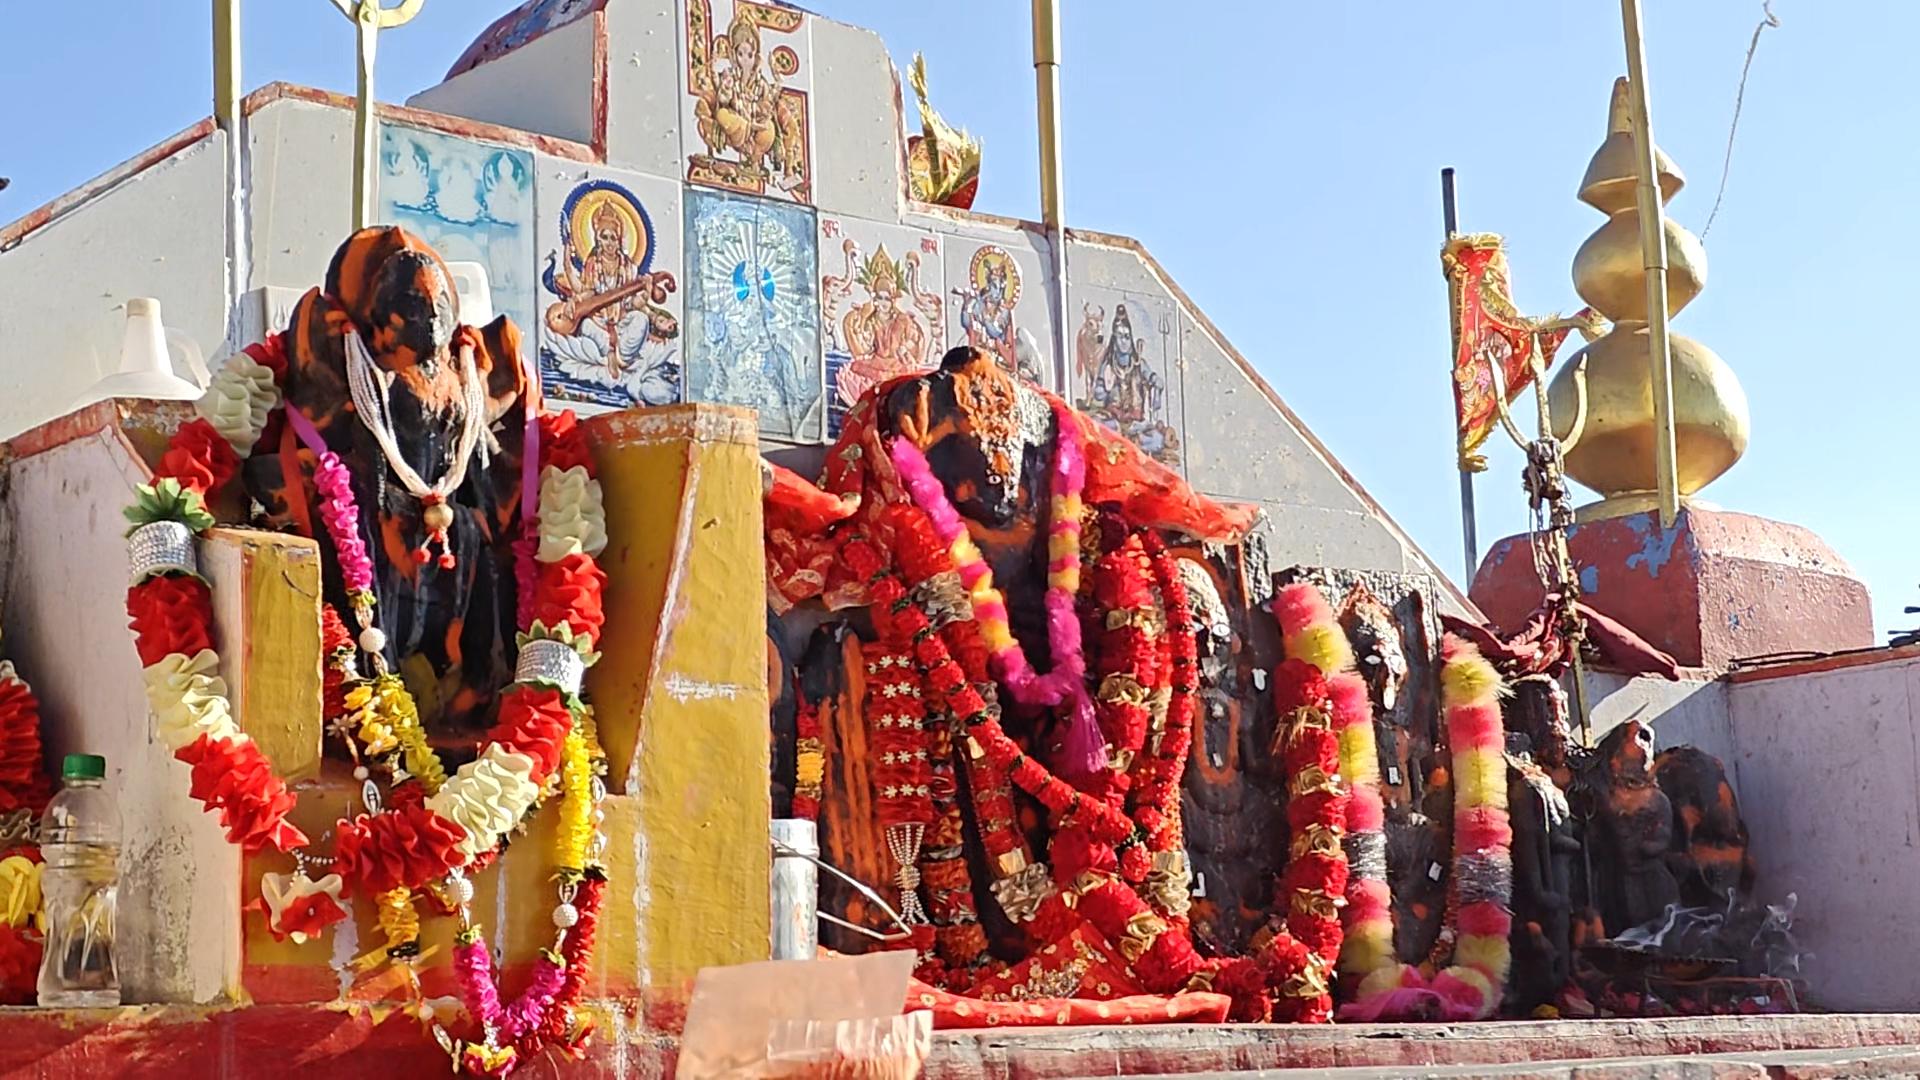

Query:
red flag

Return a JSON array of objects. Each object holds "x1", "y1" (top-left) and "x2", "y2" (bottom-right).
[{"x1": 1443, "y1": 234, "x2": 1596, "y2": 471}]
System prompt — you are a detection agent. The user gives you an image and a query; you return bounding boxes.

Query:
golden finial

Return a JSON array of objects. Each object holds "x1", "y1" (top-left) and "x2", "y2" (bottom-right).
[
  {"x1": 907, "y1": 53, "x2": 981, "y2": 207},
  {"x1": 1547, "y1": 78, "x2": 1750, "y2": 520}
]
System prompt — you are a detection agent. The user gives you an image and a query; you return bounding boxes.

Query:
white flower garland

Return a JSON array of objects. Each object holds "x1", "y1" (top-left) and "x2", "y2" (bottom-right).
[
  {"x1": 535, "y1": 465, "x2": 608, "y2": 563},
  {"x1": 196, "y1": 351, "x2": 281, "y2": 455}
]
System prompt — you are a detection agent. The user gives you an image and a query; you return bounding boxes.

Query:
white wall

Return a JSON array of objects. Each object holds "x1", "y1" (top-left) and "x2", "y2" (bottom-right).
[
  {"x1": 2, "y1": 422, "x2": 241, "y2": 1003},
  {"x1": 0, "y1": 133, "x2": 228, "y2": 441},
  {"x1": 406, "y1": 14, "x2": 600, "y2": 145},
  {"x1": 1720, "y1": 653, "x2": 1920, "y2": 1011}
]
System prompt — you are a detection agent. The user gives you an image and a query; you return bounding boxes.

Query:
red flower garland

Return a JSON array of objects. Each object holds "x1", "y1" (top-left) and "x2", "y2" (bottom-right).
[
  {"x1": 1133, "y1": 536, "x2": 1196, "y2": 861},
  {"x1": 791, "y1": 694, "x2": 822, "y2": 822},
  {"x1": 0, "y1": 673, "x2": 53, "y2": 815},
  {"x1": 484, "y1": 687, "x2": 574, "y2": 784},
  {"x1": 125, "y1": 574, "x2": 217, "y2": 667},
  {"x1": 156, "y1": 418, "x2": 241, "y2": 497},
  {"x1": 1269, "y1": 658, "x2": 1351, "y2": 1023}
]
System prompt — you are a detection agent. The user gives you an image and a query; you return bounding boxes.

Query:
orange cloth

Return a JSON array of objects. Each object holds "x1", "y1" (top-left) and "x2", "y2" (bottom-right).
[{"x1": 906, "y1": 978, "x2": 1231, "y2": 1029}]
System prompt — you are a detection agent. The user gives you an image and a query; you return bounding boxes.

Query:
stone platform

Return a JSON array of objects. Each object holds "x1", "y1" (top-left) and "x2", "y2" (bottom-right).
[
  {"x1": 6, "y1": 1007, "x2": 1920, "y2": 1078},
  {"x1": 1473, "y1": 507, "x2": 1873, "y2": 673}
]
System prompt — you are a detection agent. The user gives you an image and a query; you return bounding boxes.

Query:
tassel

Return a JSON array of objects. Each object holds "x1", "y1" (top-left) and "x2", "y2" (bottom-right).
[{"x1": 1053, "y1": 696, "x2": 1109, "y2": 778}]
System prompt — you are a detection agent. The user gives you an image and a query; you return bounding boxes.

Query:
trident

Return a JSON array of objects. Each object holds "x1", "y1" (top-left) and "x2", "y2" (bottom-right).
[
  {"x1": 1485, "y1": 318, "x2": 1601, "y2": 743},
  {"x1": 327, "y1": 0, "x2": 426, "y2": 232}
]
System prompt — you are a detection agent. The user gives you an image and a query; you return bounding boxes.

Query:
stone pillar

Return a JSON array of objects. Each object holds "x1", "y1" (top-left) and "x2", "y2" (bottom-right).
[{"x1": 583, "y1": 404, "x2": 772, "y2": 1025}]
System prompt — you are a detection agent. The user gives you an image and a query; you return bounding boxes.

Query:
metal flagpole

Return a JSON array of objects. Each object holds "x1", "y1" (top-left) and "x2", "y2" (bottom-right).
[
  {"x1": 1442, "y1": 168, "x2": 1479, "y2": 583},
  {"x1": 1618, "y1": 0, "x2": 1682, "y2": 528},
  {"x1": 1033, "y1": 0, "x2": 1071, "y2": 397},
  {"x1": 214, "y1": 0, "x2": 249, "y2": 335}
]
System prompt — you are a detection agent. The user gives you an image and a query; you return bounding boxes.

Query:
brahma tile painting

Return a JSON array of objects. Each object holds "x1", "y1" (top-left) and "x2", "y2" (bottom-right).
[
  {"x1": 819, "y1": 216, "x2": 944, "y2": 435},
  {"x1": 379, "y1": 126, "x2": 535, "y2": 361},
  {"x1": 682, "y1": 0, "x2": 813, "y2": 204},
  {"x1": 942, "y1": 235, "x2": 1055, "y2": 391},
  {"x1": 535, "y1": 167, "x2": 684, "y2": 413},
  {"x1": 684, "y1": 188, "x2": 822, "y2": 440},
  {"x1": 1073, "y1": 289, "x2": 1183, "y2": 466}
]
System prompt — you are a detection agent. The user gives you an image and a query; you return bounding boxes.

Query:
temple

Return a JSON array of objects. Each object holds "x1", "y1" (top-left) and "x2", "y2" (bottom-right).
[{"x1": 0, "y1": 1, "x2": 1913, "y2": 1076}]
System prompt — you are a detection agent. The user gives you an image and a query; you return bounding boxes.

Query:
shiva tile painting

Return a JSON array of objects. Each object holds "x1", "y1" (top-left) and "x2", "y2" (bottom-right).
[
  {"x1": 684, "y1": 188, "x2": 822, "y2": 440},
  {"x1": 682, "y1": 0, "x2": 813, "y2": 204},
  {"x1": 379, "y1": 125, "x2": 535, "y2": 361},
  {"x1": 818, "y1": 215, "x2": 943, "y2": 436},
  {"x1": 1073, "y1": 288, "x2": 1183, "y2": 466},
  {"x1": 535, "y1": 166, "x2": 684, "y2": 413}
]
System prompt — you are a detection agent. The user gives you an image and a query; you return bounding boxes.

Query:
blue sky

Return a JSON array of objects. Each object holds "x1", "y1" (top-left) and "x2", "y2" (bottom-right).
[{"x1": 4, "y1": 2, "x2": 1913, "y2": 636}]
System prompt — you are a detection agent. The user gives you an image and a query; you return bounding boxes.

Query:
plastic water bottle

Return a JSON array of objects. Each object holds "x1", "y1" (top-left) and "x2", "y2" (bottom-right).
[{"x1": 37, "y1": 754, "x2": 120, "y2": 1007}]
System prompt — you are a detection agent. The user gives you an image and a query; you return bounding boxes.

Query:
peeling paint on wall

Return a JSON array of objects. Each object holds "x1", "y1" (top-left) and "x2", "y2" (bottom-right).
[{"x1": 664, "y1": 671, "x2": 745, "y2": 702}]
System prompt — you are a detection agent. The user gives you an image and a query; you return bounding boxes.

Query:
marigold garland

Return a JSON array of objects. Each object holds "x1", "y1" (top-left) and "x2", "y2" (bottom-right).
[
  {"x1": 1340, "y1": 635, "x2": 1515, "y2": 1022},
  {"x1": 1268, "y1": 659, "x2": 1349, "y2": 1024},
  {"x1": 1273, "y1": 583, "x2": 1410, "y2": 1001}
]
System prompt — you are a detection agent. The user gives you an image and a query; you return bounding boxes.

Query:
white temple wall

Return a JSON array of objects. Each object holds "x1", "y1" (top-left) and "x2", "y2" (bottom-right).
[
  {"x1": 406, "y1": 11, "x2": 600, "y2": 146},
  {"x1": 1719, "y1": 653, "x2": 1920, "y2": 1012},
  {"x1": 0, "y1": 133, "x2": 228, "y2": 438},
  {"x1": 246, "y1": 100, "x2": 357, "y2": 295},
  {"x1": 603, "y1": 0, "x2": 683, "y2": 179},
  {"x1": 807, "y1": 17, "x2": 904, "y2": 224}
]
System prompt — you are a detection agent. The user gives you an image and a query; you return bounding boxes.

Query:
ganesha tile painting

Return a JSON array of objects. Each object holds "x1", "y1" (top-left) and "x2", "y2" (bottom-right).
[
  {"x1": 684, "y1": 188, "x2": 823, "y2": 440},
  {"x1": 1073, "y1": 289, "x2": 1183, "y2": 466},
  {"x1": 942, "y1": 236, "x2": 1055, "y2": 391},
  {"x1": 534, "y1": 167, "x2": 684, "y2": 413},
  {"x1": 379, "y1": 126, "x2": 536, "y2": 360},
  {"x1": 682, "y1": 0, "x2": 813, "y2": 205},
  {"x1": 819, "y1": 216, "x2": 944, "y2": 435}
]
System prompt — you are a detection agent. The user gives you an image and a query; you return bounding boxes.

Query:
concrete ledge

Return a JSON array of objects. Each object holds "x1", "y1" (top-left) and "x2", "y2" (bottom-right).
[
  {"x1": 1, "y1": 1007, "x2": 1917, "y2": 1077},
  {"x1": 924, "y1": 1015, "x2": 1920, "y2": 1078}
]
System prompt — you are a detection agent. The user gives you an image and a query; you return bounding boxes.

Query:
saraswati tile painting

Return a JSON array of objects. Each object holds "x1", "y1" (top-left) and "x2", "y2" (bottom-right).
[
  {"x1": 682, "y1": 0, "x2": 813, "y2": 204},
  {"x1": 1073, "y1": 288, "x2": 1183, "y2": 466},
  {"x1": 535, "y1": 166, "x2": 684, "y2": 412},
  {"x1": 379, "y1": 126, "x2": 535, "y2": 361},
  {"x1": 819, "y1": 216, "x2": 943, "y2": 435},
  {"x1": 684, "y1": 188, "x2": 822, "y2": 439}
]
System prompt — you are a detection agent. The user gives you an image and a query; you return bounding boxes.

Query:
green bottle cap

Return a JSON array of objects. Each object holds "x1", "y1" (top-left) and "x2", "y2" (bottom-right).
[{"x1": 62, "y1": 754, "x2": 105, "y2": 780}]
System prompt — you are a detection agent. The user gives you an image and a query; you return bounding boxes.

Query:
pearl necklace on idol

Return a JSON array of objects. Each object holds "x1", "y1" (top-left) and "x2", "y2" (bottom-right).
[{"x1": 343, "y1": 327, "x2": 493, "y2": 569}]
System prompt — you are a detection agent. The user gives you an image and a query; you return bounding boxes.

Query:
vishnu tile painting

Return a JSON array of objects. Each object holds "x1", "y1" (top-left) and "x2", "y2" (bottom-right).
[
  {"x1": 535, "y1": 166, "x2": 684, "y2": 412},
  {"x1": 379, "y1": 125, "x2": 536, "y2": 361},
  {"x1": 682, "y1": 0, "x2": 814, "y2": 204},
  {"x1": 1073, "y1": 288, "x2": 1183, "y2": 466},
  {"x1": 684, "y1": 188, "x2": 822, "y2": 440},
  {"x1": 942, "y1": 234, "x2": 1055, "y2": 392},
  {"x1": 818, "y1": 216, "x2": 944, "y2": 435}
]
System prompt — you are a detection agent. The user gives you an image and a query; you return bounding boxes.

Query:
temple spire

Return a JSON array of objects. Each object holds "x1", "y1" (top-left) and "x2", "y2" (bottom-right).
[{"x1": 1546, "y1": 77, "x2": 1749, "y2": 522}]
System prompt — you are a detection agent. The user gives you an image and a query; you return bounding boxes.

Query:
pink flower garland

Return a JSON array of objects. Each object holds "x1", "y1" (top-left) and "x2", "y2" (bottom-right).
[
  {"x1": 285, "y1": 408, "x2": 377, "y2": 599},
  {"x1": 454, "y1": 938, "x2": 568, "y2": 1043},
  {"x1": 889, "y1": 400, "x2": 1105, "y2": 774}
]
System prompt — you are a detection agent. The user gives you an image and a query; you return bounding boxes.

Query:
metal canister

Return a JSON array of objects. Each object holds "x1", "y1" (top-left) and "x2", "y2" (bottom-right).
[{"x1": 769, "y1": 818, "x2": 819, "y2": 961}]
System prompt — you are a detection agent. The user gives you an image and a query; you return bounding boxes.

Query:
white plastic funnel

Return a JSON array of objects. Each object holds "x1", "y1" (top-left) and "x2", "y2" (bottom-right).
[{"x1": 70, "y1": 298, "x2": 208, "y2": 410}]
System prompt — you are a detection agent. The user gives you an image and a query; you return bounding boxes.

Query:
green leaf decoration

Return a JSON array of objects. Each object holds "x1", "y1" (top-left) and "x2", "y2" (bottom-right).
[
  {"x1": 124, "y1": 478, "x2": 215, "y2": 536},
  {"x1": 516, "y1": 620, "x2": 601, "y2": 667}
]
